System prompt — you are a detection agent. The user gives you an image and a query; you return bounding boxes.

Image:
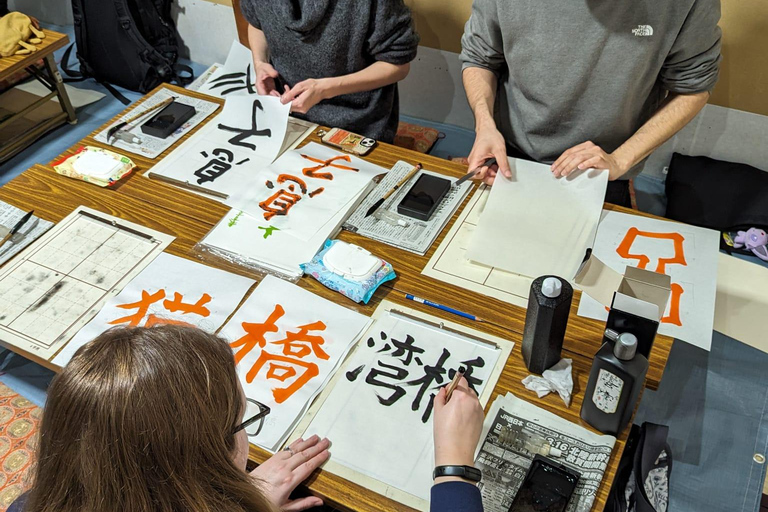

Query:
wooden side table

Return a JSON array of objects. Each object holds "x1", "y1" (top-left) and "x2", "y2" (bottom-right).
[{"x1": 0, "y1": 29, "x2": 77, "y2": 163}]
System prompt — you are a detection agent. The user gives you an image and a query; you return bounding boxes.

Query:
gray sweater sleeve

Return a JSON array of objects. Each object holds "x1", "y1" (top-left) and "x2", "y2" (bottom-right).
[
  {"x1": 459, "y1": 0, "x2": 506, "y2": 75},
  {"x1": 659, "y1": 0, "x2": 722, "y2": 94},
  {"x1": 365, "y1": 0, "x2": 419, "y2": 65},
  {"x1": 239, "y1": 0, "x2": 260, "y2": 29}
]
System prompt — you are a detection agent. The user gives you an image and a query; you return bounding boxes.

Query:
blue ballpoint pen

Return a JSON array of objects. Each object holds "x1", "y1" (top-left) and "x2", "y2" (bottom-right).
[{"x1": 404, "y1": 294, "x2": 482, "y2": 322}]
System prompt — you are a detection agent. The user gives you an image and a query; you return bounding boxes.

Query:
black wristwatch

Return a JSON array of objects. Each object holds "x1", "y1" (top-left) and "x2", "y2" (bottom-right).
[{"x1": 433, "y1": 465, "x2": 482, "y2": 482}]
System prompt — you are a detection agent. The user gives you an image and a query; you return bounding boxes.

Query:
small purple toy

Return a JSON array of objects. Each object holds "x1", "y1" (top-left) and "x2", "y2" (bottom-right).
[{"x1": 734, "y1": 227, "x2": 768, "y2": 261}]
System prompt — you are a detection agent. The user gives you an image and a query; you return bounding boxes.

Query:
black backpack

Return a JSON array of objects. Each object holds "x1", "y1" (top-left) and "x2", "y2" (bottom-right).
[{"x1": 62, "y1": 0, "x2": 193, "y2": 103}]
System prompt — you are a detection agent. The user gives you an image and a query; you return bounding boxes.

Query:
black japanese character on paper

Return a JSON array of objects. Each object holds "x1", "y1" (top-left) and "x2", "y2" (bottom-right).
[
  {"x1": 194, "y1": 148, "x2": 233, "y2": 184},
  {"x1": 364, "y1": 361, "x2": 408, "y2": 406},
  {"x1": 354, "y1": 331, "x2": 488, "y2": 424},
  {"x1": 207, "y1": 64, "x2": 256, "y2": 95},
  {"x1": 406, "y1": 348, "x2": 450, "y2": 423},
  {"x1": 390, "y1": 334, "x2": 425, "y2": 366},
  {"x1": 193, "y1": 148, "x2": 250, "y2": 185},
  {"x1": 448, "y1": 356, "x2": 486, "y2": 395},
  {"x1": 218, "y1": 99, "x2": 272, "y2": 151}
]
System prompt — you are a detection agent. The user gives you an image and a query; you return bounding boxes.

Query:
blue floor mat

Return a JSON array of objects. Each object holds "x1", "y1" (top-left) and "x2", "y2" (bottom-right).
[{"x1": 0, "y1": 23, "x2": 209, "y2": 186}]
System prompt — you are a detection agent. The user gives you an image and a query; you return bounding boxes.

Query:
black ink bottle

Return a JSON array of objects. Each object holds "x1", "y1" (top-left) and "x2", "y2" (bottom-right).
[
  {"x1": 522, "y1": 276, "x2": 573, "y2": 374},
  {"x1": 580, "y1": 331, "x2": 648, "y2": 436}
]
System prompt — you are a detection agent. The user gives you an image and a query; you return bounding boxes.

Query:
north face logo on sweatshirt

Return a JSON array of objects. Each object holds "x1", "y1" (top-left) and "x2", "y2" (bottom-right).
[{"x1": 632, "y1": 25, "x2": 654, "y2": 36}]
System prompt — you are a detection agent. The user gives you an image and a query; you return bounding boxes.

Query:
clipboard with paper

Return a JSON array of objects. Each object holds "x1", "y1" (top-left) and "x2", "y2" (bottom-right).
[{"x1": 287, "y1": 300, "x2": 514, "y2": 511}]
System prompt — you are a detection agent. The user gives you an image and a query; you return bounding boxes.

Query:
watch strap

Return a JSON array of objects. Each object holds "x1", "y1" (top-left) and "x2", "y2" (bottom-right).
[{"x1": 433, "y1": 465, "x2": 482, "y2": 482}]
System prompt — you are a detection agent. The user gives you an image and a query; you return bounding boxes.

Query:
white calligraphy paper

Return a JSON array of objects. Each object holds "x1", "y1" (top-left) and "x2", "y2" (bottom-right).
[
  {"x1": 218, "y1": 275, "x2": 370, "y2": 451},
  {"x1": 577, "y1": 210, "x2": 720, "y2": 350},
  {"x1": 303, "y1": 310, "x2": 503, "y2": 502},
  {"x1": 227, "y1": 142, "x2": 386, "y2": 241},
  {"x1": 201, "y1": 186, "x2": 368, "y2": 280},
  {"x1": 148, "y1": 95, "x2": 290, "y2": 199},
  {"x1": 467, "y1": 159, "x2": 608, "y2": 280},
  {"x1": 52, "y1": 253, "x2": 255, "y2": 366},
  {"x1": 198, "y1": 40, "x2": 258, "y2": 98}
]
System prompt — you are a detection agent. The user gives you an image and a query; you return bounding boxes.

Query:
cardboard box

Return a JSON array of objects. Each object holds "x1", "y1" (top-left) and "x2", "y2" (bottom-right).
[{"x1": 575, "y1": 256, "x2": 672, "y2": 358}]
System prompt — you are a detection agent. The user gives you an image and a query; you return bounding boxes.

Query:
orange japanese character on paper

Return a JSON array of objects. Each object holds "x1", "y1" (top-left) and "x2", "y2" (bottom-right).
[
  {"x1": 615, "y1": 228, "x2": 688, "y2": 326},
  {"x1": 259, "y1": 173, "x2": 326, "y2": 221},
  {"x1": 229, "y1": 304, "x2": 329, "y2": 404},
  {"x1": 300, "y1": 154, "x2": 359, "y2": 180},
  {"x1": 616, "y1": 228, "x2": 687, "y2": 274},
  {"x1": 109, "y1": 289, "x2": 212, "y2": 328}
]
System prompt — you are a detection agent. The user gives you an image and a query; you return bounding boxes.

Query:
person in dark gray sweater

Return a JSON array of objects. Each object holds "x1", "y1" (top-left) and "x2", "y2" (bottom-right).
[
  {"x1": 239, "y1": 0, "x2": 419, "y2": 143},
  {"x1": 460, "y1": 0, "x2": 722, "y2": 206}
]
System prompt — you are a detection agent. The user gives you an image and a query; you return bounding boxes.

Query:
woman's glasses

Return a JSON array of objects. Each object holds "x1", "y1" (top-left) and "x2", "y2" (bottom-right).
[{"x1": 233, "y1": 398, "x2": 271, "y2": 437}]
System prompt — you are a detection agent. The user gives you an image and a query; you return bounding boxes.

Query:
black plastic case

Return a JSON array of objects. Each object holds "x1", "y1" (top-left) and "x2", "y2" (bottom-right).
[
  {"x1": 397, "y1": 174, "x2": 451, "y2": 221},
  {"x1": 140, "y1": 102, "x2": 196, "y2": 139}
]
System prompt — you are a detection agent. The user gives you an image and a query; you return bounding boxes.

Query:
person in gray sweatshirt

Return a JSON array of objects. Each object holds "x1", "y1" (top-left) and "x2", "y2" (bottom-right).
[
  {"x1": 238, "y1": 0, "x2": 419, "y2": 143},
  {"x1": 460, "y1": 0, "x2": 722, "y2": 206}
]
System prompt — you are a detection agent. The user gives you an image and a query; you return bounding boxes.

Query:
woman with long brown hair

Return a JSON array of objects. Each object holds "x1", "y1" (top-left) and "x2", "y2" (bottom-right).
[
  {"x1": 9, "y1": 325, "x2": 329, "y2": 512},
  {"x1": 9, "y1": 324, "x2": 487, "y2": 512}
]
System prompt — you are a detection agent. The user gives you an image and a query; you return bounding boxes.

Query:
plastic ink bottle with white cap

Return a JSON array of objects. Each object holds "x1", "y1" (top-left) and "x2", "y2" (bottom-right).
[
  {"x1": 522, "y1": 276, "x2": 574, "y2": 374},
  {"x1": 580, "y1": 330, "x2": 649, "y2": 435}
]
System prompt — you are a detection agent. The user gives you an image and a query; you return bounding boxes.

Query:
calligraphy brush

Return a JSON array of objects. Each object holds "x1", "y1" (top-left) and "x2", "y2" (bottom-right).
[
  {"x1": 0, "y1": 210, "x2": 34, "y2": 249},
  {"x1": 453, "y1": 157, "x2": 497, "y2": 187},
  {"x1": 445, "y1": 367, "x2": 466, "y2": 402},
  {"x1": 365, "y1": 163, "x2": 422, "y2": 218},
  {"x1": 107, "y1": 96, "x2": 175, "y2": 142}
]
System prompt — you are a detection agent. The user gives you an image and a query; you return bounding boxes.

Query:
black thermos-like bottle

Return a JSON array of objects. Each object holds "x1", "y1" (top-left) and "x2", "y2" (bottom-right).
[{"x1": 522, "y1": 276, "x2": 573, "y2": 374}]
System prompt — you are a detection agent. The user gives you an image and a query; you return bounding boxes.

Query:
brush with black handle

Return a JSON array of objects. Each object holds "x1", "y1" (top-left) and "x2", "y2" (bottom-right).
[{"x1": 0, "y1": 210, "x2": 34, "y2": 249}]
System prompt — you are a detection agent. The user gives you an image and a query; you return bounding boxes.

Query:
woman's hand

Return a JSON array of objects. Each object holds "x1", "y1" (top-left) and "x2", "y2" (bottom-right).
[
  {"x1": 250, "y1": 435, "x2": 330, "y2": 511},
  {"x1": 281, "y1": 79, "x2": 329, "y2": 114},
  {"x1": 254, "y1": 61, "x2": 282, "y2": 97},
  {"x1": 432, "y1": 376, "x2": 485, "y2": 481}
]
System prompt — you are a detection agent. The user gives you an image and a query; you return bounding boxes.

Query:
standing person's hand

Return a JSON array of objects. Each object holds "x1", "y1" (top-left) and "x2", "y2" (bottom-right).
[
  {"x1": 254, "y1": 61, "x2": 282, "y2": 97},
  {"x1": 281, "y1": 79, "x2": 329, "y2": 114},
  {"x1": 467, "y1": 126, "x2": 511, "y2": 185},
  {"x1": 250, "y1": 435, "x2": 330, "y2": 511},
  {"x1": 550, "y1": 141, "x2": 630, "y2": 181},
  {"x1": 432, "y1": 377, "x2": 485, "y2": 483}
]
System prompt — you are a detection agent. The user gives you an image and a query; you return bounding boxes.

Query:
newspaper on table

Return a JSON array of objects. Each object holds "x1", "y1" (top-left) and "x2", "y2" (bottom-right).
[
  {"x1": 475, "y1": 393, "x2": 616, "y2": 512},
  {"x1": 343, "y1": 161, "x2": 473, "y2": 255},
  {"x1": 0, "y1": 202, "x2": 53, "y2": 267},
  {"x1": 94, "y1": 88, "x2": 220, "y2": 159}
]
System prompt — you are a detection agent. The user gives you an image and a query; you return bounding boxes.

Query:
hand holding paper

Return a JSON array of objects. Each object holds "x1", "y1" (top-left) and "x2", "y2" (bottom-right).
[{"x1": 551, "y1": 140, "x2": 629, "y2": 181}]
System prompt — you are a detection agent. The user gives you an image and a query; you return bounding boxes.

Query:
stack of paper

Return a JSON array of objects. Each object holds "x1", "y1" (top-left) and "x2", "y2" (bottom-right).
[
  {"x1": 219, "y1": 276, "x2": 371, "y2": 451},
  {"x1": 199, "y1": 185, "x2": 370, "y2": 280},
  {"x1": 475, "y1": 393, "x2": 616, "y2": 512},
  {"x1": 467, "y1": 159, "x2": 608, "y2": 280}
]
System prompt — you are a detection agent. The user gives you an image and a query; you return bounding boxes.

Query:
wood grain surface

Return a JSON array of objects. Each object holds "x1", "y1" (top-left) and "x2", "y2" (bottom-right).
[
  {"x1": 0, "y1": 29, "x2": 68, "y2": 78},
  {"x1": 0, "y1": 83, "x2": 679, "y2": 511}
]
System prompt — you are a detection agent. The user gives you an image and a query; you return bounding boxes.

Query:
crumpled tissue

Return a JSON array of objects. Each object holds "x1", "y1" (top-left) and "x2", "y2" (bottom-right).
[{"x1": 522, "y1": 358, "x2": 573, "y2": 407}]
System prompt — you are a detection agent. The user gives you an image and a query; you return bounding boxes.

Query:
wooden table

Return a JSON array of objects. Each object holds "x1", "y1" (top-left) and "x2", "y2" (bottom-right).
[
  {"x1": 0, "y1": 29, "x2": 76, "y2": 163},
  {"x1": 0, "y1": 84, "x2": 674, "y2": 511}
]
